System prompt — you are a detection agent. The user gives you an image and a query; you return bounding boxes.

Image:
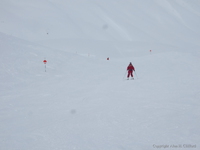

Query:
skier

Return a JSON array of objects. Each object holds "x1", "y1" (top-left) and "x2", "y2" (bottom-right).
[{"x1": 127, "y1": 62, "x2": 135, "y2": 79}]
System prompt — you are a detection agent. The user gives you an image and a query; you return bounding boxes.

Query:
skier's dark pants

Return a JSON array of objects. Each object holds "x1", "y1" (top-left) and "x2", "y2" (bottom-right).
[{"x1": 127, "y1": 70, "x2": 133, "y2": 78}]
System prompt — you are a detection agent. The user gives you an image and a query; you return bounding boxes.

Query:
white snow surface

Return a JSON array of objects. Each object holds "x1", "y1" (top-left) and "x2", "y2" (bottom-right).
[{"x1": 0, "y1": 0, "x2": 200, "y2": 150}]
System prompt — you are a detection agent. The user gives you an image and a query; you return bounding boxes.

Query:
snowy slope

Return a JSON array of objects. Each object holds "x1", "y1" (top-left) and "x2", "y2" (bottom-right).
[
  {"x1": 1, "y1": 0, "x2": 200, "y2": 150},
  {"x1": 1, "y1": 0, "x2": 200, "y2": 55}
]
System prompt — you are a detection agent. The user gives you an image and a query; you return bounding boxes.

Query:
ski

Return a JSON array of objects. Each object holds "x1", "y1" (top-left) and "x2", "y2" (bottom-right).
[{"x1": 127, "y1": 78, "x2": 134, "y2": 80}]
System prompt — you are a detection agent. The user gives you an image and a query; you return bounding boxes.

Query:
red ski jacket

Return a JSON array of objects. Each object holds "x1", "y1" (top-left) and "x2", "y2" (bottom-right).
[{"x1": 127, "y1": 65, "x2": 135, "y2": 71}]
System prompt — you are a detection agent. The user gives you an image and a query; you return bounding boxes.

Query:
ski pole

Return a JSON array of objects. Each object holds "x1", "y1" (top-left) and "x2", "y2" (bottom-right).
[
  {"x1": 134, "y1": 71, "x2": 138, "y2": 79},
  {"x1": 123, "y1": 70, "x2": 127, "y2": 80}
]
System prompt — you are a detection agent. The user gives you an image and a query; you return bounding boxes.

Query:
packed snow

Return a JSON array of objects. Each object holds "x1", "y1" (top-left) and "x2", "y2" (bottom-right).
[{"x1": 0, "y1": 0, "x2": 200, "y2": 150}]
